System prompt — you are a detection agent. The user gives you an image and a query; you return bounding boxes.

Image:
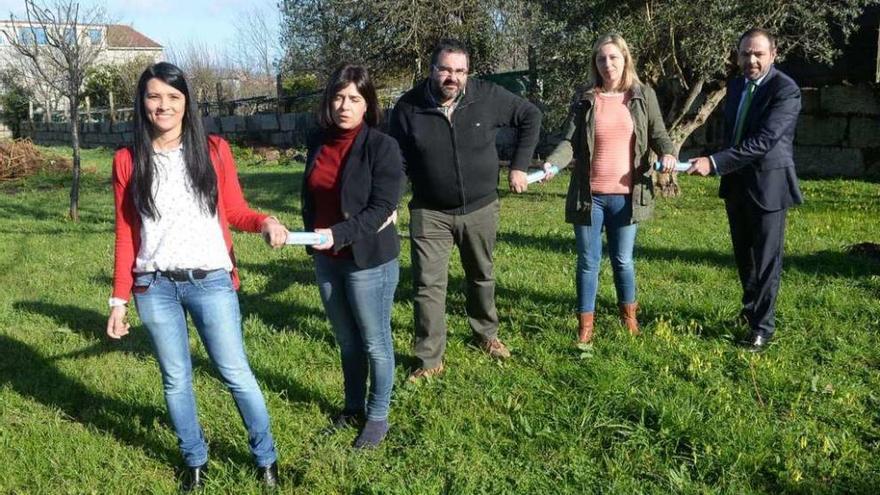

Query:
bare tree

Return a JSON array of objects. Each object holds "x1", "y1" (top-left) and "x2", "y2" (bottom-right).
[
  {"x1": 166, "y1": 40, "x2": 224, "y2": 102},
  {"x1": 231, "y1": 0, "x2": 281, "y2": 96},
  {"x1": 3, "y1": 0, "x2": 107, "y2": 221}
]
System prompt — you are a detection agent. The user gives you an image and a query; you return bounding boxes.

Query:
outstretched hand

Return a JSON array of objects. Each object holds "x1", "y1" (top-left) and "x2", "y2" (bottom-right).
[
  {"x1": 509, "y1": 169, "x2": 528, "y2": 193},
  {"x1": 540, "y1": 162, "x2": 557, "y2": 183},
  {"x1": 261, "y1": 217, "x2": 289, "y2": 248},
  {"x1": 312, "y1": 228, "x2": 334, "y2": 251},
  {"x1": 687, "y1": 157, "x2": 714, "y2": 176}
]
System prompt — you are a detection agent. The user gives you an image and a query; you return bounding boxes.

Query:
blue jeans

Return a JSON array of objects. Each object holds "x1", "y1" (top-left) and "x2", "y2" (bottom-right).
[
  {"x1": 574, "y1": 194, "x2": 638, "y2": 313},
  {"x1": 314, "y1": 256, "x2": 398, "y2": 421},
  {"x1": 133, "y1": 270, "x2": 277, "y2": 468}
]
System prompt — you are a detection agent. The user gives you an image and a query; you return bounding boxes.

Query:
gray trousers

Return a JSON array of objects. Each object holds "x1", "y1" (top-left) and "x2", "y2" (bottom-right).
[{"x1": 409, "y1": 200, "x2": 500, "y2": 368}]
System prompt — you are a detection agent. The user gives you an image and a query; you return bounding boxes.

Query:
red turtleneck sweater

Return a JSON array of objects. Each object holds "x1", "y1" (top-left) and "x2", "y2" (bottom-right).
[{"x1": 307, "y1": 124, "x2": 362, "y2": 258}]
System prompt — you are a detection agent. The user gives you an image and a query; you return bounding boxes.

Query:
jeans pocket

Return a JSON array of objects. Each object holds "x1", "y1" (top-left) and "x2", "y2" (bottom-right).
[
  {"x1": 194, "y1": 270, "x2": 234, "y2": 292},
  {"x1": 132, "y1": 273, "x2": 155, "y2": 295}
]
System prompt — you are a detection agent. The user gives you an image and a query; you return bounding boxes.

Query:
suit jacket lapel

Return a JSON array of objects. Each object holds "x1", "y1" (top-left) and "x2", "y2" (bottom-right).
[
  {"x1": 726, "y1": 78, "x2": 745, "y2": 143},
  {"x1": 746, "y1": 66, "x2": 777, "y2": 127},
  {"x1": 727, "y1": 66, "x2": 780, "y2": 144}
]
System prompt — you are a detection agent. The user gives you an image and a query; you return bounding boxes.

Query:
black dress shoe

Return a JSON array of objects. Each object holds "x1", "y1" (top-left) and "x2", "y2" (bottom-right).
[
  {"x1": 257, "y1": 462, "x2": 280, "y2": 489},
  {"x1": 181, "y1": 462, "x2": 208, "y2": 492},
  {"x1": 748, "y1": 333, "x2": 771, "y2": 353}
]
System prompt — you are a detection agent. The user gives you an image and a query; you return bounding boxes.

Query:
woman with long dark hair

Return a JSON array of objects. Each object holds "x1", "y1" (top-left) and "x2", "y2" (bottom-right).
[
  {"x1": 302, "y1": 64, "x2": 403, "y2": 448},
  {"x1": 542, "y1": 34, "x2": 677, "y2": 343},
  {"x1": 105, "y1": 62, "x2": 286, "y2": 491}
]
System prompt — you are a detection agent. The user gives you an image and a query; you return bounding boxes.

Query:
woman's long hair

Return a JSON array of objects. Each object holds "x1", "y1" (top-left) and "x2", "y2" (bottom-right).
[
  {"x1": 317, "y1": 64, "x2": 381, "y2": 129},
  {"x1": 130, "y1": 62, "x2": 217, "y2": 220},
  {"x1": 590, "y1": 33, "x2": 641, "y2": 93}
]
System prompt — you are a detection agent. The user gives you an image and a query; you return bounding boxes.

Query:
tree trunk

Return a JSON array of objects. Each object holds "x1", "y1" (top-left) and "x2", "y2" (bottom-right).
[
  {"x1": 656, "y1": 85, "x2": 727, "y2": 197},
  {"x1": 109, "y1": 90, "x2": 116, "y2": 125},
  {"x1": 527, "y1": 43, "x2": 539, "y2": 103},
  {"x1": 412, "y1": 55, "x2": 422, "y2": 87},
  {"x1": 68, "y1": 94, "x2": 81, "y2": 222}
]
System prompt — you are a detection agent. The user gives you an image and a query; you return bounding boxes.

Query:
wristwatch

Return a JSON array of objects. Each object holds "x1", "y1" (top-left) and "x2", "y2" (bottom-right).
[{"x1": 108, "y1": 297, "x2": 128, "y2": 308}]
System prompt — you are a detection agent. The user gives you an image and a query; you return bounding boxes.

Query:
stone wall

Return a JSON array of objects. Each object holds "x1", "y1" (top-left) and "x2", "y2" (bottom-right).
[
  {"x1": 681, "y1": 83, "x2": 880, "y2": 178},
  {"x1": 21, "y1": 82, "x2": 880, "y2": 179},
  {"x1": 22, "y1": 112, "x2": 322, "y2": 150}
]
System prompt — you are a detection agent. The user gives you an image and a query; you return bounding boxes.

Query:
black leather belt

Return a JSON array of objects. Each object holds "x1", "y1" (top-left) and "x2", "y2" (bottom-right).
[{"x1": 157, "y1": 269, "x2": 224, "y2": 282}]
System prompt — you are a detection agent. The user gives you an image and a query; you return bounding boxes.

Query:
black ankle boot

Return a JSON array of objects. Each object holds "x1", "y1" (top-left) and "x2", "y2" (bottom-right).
[
  {"x1": 181, "y1": 462, "x2": 208, "y2": 492},
  {"x1": 257, "y1": 461, "x2": 280, "y2": 489}
]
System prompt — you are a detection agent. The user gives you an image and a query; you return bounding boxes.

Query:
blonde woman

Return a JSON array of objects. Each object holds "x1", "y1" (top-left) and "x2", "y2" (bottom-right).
[{"x1": 542, "y1": 34, "x2": 677, "y2": 343}]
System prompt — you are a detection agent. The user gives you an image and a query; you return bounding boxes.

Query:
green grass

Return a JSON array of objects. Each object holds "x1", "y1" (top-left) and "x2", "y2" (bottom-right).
[{"x1": 1, "y1": 149, "x2": 879, "y2": 494}]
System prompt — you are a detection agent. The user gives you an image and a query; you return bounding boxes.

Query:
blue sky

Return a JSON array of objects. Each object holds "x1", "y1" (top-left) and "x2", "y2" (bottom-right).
[{"x1": 1, "y1": 0, "x2": 281, "y2": 58}]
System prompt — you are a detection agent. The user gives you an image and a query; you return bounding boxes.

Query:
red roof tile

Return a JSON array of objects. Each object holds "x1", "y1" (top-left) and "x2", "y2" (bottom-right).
[{"x1": 106, "y1": 24, "x2": 162, "y2": 49}]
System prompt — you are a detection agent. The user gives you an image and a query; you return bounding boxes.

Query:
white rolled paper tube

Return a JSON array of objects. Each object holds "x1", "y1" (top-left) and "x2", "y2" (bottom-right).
[
  {"x1": 285, "y1": 232, "x2": 330, "y2": 245},
  {"x1": 526, "y1": 165, "x2": 560, "y2": 184},
  {"x1": 653, "y1": 161, "x2": 691, "y2": 172}
]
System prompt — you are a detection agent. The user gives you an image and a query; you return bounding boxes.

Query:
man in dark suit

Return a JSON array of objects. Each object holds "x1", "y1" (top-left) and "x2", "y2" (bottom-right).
[{"x1": 688, "y1": 28, "x2": 803, "y2": 352}]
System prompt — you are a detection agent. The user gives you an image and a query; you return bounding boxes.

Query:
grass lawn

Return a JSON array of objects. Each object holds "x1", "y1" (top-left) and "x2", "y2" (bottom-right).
[{"x1": 1, "y1": 146, "x2": 878, "y2": 494}]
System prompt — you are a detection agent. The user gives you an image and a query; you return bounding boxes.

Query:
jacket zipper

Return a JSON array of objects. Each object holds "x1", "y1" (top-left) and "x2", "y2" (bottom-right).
[{"x1": 440, "y1": 95, "x2": 473, "y2": 213}]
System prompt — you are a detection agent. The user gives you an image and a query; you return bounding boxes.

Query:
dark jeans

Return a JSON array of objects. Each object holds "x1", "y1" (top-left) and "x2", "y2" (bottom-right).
[
  {"x1": 409, "y1": 200, "x2": 500, "y2": 369},
  {"x1": 314, "y1": 255, "x2": 399, "y2": 421}
]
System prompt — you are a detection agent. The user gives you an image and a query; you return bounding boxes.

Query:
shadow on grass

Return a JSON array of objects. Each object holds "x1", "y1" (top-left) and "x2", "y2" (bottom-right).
[
  {"x1": 236, "y1": 258, "x2": 335, "y2": 347},
  {"x1": 0, "y1": 333, "x2": 182, "y2": 466},
  {"x1": 13, "y1": 300, "x2": 155, "y2": 356},
  {"x1": 496, "y1": 231, "x2": 880, "y2": 279},
  {"x1": 0, "y1": 197, "x2": 113, "y2": 234},
  {"x1": 238, "y1": 170, "x2": 302, "y2": 215},
  {"x1": 12, "y1": 300, "x2": 335, "y2": 416}
]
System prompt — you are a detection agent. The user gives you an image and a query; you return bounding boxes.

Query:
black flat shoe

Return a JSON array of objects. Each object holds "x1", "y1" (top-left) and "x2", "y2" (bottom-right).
[
  {"x1": 257, "y1": 461, "x2": 280, "y2": 489},
  {"x1": 180, "y1": 462, "x2": 208, "y2": 492}
]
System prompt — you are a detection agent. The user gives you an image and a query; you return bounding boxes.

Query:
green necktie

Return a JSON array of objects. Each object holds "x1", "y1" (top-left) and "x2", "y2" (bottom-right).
[{"x1": 733, "y1": 81, "x2": 757, "y2": 145}]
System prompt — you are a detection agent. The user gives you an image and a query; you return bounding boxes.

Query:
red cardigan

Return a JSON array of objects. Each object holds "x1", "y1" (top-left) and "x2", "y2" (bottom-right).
[{"x1": 111, "y1": 135, "x2": 268, "y2": 301}]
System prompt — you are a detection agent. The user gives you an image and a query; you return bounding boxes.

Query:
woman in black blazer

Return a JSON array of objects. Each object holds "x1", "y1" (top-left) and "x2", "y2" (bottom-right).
[{"x1": 302, "y1": 64, "x2": 403, "y2": 448}]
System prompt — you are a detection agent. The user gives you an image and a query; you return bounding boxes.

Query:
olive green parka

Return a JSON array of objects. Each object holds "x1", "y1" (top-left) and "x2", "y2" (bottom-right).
[{"x1": 545, "y1": 82, "x2": 675, "y2": 225}]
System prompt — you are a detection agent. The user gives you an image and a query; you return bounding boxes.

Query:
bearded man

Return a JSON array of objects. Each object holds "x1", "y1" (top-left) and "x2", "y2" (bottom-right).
[{"x1": 390, "y1": 38, "x2": 542, "y2": 380}]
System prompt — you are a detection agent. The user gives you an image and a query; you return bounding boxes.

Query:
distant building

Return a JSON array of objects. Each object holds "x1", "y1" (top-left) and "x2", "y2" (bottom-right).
[
  {"x1": 0, "y1": 21, "x2": 162, "y2": 134},
  {"x1": 0, "y1": 21, "x2": 163, "y2": 67}
]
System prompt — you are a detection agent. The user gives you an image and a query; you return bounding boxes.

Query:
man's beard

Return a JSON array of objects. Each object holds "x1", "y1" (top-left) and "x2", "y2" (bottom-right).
[{"x1": 432, "y1": 78, "x2": 461, "y2": 101}]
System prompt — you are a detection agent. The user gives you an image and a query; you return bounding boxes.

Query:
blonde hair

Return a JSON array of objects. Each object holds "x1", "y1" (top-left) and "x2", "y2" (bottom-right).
[{"x1": 590, "y1": 33, "x2": 641, "y2": 93}]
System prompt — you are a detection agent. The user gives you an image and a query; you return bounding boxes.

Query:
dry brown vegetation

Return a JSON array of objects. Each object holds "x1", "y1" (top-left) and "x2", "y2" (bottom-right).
[{"x1": 0, "y1": 139, "x2": 70, "y2": 181}]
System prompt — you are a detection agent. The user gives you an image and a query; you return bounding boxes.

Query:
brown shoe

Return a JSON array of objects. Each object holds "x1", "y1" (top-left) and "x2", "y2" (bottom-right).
[
  {"x1": 618, "y1": 302, "x2": 640, "y2": 336},
  {"x1": 407, "y1": 363, "x2": 445, "y2": 383},
  {"x1": 577, "y1": 312, "x2": 594, "y2": 343},
  {"x1": 480, "y1": 338, "x2": 511, "y2": 359}
]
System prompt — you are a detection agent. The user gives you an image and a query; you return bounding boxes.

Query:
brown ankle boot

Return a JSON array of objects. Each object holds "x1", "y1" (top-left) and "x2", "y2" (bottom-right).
[
  {"x1": 577, "y1": 312, "x2": 594, "y2": 343},
  {"x1": 618, "y1": 302, "x2": 640, "y2": 336}
]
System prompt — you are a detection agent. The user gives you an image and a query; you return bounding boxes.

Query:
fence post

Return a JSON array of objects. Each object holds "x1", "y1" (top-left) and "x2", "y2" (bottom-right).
[
  {"x1": 44, "y1": 101, "x2": 51, "y2": 123},
  {"x1": 276, "y1": 73, "x2": 283, "y2": 115},
  {"x1": 85, "y1": 96, "x2": 91, "y2": 124},
  {"x1": 875, "y1": 21, "x2": 879, "y2": 83},
  {"x1": 109, "y1": 91, "x2": 116, "y2": 125},
  {"x1": 28, "y1": 99, "x2": 33, "y2": 122}
]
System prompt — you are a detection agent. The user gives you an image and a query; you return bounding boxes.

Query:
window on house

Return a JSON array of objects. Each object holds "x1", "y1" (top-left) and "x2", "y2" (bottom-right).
[
  {"x1": 88, "y1": 29, "x2": 101, "y2": 44},
  {"x1": 19, "y1": 27, "x2": 47, "y2": 45}
]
